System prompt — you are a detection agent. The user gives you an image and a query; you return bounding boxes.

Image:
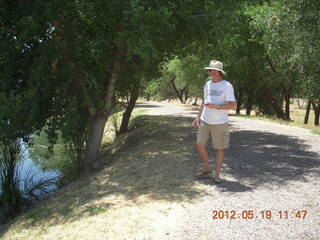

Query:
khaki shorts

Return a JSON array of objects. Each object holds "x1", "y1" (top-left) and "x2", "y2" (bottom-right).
[{"x1": 196, "y1": 121, "x2": 230, "y2": 149}]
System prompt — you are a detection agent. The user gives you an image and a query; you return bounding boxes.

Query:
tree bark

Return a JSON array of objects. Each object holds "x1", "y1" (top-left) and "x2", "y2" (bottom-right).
[
  {"x1": 83, "y1": 113, "x2": 108, "y2": 172},
  {"x1": 245, "y1": 94, "x2": 253, "y2": 116},
  {"x1": 303, "y1": 99, "x2": 312, "y2": 124},
  {"x1": 118, "y1": 82, "x2": 140, "y2": 134},
  {"x1": 236, "y1": 104, "x2": 241, "y2": 115},
  {"x1": 266, "y1": 56, "x2": 291, "y2": 120},
  {"x1": 283, "y1": 90, "x2": 291, "y2": 121},
  {"x1": 83, "y1": 46, "x2": 125, "y2": 173},
  {"x1": 171, "y1": 76, "x2": 184, "y2": 103},
  {"x1": 315, "y1": 110, "x2": 320, "y2": 126},
  {"x1": 192, "y1": 97, "x2": 198, "y2": 106},
  {"x1": 236, "y1": 91, "x2": 243, "y2": 115},
  {"x1": 266, "y1": 89, "x2": 286, "y2": 120},
  {"x1": 183, "y1": 86, "x2": 189, "y2": 104},
  {"x1": 312, "y1": 101, "x2": 320, "y2": 126},
  {"x1": 245, "y1": 105, "x2": 252, "y2": 116}
]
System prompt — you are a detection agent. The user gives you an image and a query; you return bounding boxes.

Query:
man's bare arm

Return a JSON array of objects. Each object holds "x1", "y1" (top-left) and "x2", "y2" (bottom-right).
[
  {"x1": 197, "y1": 103, "x2": 205, "y2": 117},
  {"x1": 192, "y1": 103, "x2": 204, "y2": 127},
  {"x1": 205, "y1": 101, "x2": 236, "y2": 110}
]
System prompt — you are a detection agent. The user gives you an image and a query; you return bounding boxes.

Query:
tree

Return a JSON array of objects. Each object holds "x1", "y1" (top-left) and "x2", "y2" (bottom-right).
[
  {"x1": 2, "y1": 0, "x2": 214, "y2": 174},
  {"x1": 245, "y1": 0, "x2": 320, "y2": 121},
  {"x1": 292, "y1": 0, "x2": 320, "y2": 125}
]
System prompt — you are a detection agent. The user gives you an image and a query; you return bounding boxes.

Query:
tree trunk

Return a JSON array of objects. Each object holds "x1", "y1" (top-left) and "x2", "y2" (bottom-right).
[
  {"x1": 312, "y1": 101, "x2": 320, "y2": 126},
  {"x1": 192, "y1": 97, "x2": 198, "y2": 106},
  {"x1": 315, "y1": 111, "x2": 320, "y2": 126},
  {"x1": 183, "y1": 86, "x2": 189, "y2": 104},
  {"x1": 83, "y1": 113, "x2": 108, "y2": 172},
  {"x1": 304, "y1": 99, "x2": 312, "y2": 124},
  {"x1": 245, "y1": 105, "x2": 252, "y2": 116},
  {"x1": 245, "y1": 94, "x2": 253, "y2": 116},
  {"x1": 83, "y1": 46, "x2": 125, "y2": 173},
  {"x1": 266, "y1": 57, "x2": 290, "y2": 120},
  {"x1": 171, "y1": 76, "x2": 183, "y2": 103},
  {"x1": 236, "y1": 104, "x2": 241, "y2": 115},
  {"x1": 236, "y1": 92, "x2": 243, "y2": 115},
  {"x1": 118, "y1": 82, "x2": 140, "y2": 134},
  {"x1": 284, "y1": 90, "x2": 291, "y2": 121},
  {"x1": 266, "y1": 89, "x2": 286, "y2": 120}
]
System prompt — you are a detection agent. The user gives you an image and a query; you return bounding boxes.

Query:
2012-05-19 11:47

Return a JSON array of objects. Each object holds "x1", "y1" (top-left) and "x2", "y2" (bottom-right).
[{"x1": 212, "y1": 210, "x2": 308, "y2": 220}]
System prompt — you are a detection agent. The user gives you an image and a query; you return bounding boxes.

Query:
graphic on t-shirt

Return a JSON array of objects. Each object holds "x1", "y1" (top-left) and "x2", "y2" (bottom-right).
[{"x1": 208, "y1": 90, "x2": 224, "y2": 96}]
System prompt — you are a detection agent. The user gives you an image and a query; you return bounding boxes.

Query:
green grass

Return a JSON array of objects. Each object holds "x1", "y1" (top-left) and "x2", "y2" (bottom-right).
[
  {"x1": 102, "y1": 108, "x2": 148, "y2": 144},
  {"x1": 311, "y1": 128, "x2": 320, "y2": 135},
  {"x1": 85, "y1": 205, "x2": 109, "y2": 216}
]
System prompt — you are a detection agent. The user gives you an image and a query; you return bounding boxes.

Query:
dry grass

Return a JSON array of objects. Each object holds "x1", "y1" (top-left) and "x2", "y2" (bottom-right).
[
  {"x1": 231, "y1": 107, "x2": 320, "y2": 135},
  {"x1": 101, "y1": 108, "x2": 148, "y2": 144},
  {"x1": 0, "y1": 114, "x2": 207, "y2": 240}
]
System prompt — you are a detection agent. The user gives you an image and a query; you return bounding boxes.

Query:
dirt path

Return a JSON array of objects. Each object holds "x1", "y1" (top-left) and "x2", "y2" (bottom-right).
[{"x1": 137, "y1": 101, "x2": 320, "y2": 240}]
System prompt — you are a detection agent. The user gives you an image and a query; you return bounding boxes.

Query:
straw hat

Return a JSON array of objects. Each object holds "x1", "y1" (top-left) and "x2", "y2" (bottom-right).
[{"x1": 204, "y1": 60, "x2": 226, "y2": 75}]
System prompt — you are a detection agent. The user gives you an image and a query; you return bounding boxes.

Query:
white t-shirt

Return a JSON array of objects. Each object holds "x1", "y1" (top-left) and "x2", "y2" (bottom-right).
[{"x1": 200, "y1": 80, "x2": 236, "y2": 124}]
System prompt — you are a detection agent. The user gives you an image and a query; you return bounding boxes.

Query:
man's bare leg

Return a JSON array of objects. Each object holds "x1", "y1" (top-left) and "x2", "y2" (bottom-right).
[
  {"x1": 196, "y1": 143, "x2": 212, "y2": 171},
  {"x1": 215, "y1": 149, "x2": 224, "y2": 178}
]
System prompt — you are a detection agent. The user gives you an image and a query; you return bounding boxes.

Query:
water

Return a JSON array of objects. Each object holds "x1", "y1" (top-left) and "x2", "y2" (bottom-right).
[
  {"x1": 17, "y1": 157, "x2": 60, "y2": 199},
  {"x1": 0, "y1": 143, "x2": 60, "y2": 199}
]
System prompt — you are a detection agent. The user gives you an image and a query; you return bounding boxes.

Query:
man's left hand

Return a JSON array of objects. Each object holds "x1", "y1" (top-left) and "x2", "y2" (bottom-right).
[{"x1": 205, "y1": 103, "x2": 218, "y2": 109}]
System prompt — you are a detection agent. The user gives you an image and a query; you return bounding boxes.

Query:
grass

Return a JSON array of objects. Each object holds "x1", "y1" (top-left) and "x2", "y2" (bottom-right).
[
  {"x1": 101, "y1": 108, "x2": 148, "y2": 145},
  {"x1": 85, "y1": 205, "x2": 109, "y2": 216},
  {"x1": 232, "y1": 113, "x2": 320, "y2": 134},
  {"x1": 229, "y1": 102, "x2": 320, "y2": 135},
  {"x1": 1, "y1": 109, "x2": 205, "y2": 240}
]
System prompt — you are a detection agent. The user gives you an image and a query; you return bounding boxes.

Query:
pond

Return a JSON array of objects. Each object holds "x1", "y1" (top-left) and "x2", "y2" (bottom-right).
[
  {"x1": 0, "y1": 143, "x2": 60, "y2": 200},
  {"x1": 19, "y1": 148, "x2": 60, "y2": 198}
]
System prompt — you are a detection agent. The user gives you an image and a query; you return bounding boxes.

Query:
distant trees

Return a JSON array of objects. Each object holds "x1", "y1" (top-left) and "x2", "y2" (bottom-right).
[
  {"x1": 144, "y1": 56, "x2": 206, "y2": 104},
  {"x1": 145, "y1": 0, "x2": 320, "y2": 125},
  {"x1": 245, "y1": 0, "x2": 320, "y2": 123}
]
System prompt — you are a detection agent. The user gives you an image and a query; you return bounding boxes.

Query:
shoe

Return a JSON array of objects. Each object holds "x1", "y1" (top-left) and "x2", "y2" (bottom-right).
[
  {"x1": 196, "y1": 169, "x2": 213, "y2": 179},
  {"x1": 214, "y1": 176, "x2": 222, "y2": 184}
]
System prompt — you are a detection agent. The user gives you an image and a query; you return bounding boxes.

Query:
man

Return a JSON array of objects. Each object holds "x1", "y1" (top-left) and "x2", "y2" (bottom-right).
[{"x1": 192, "y1": 60, "x2": 236, "y2": 183}]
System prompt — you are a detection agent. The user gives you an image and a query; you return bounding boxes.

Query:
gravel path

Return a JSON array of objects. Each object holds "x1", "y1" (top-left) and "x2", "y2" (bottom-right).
[{"x1": 137, "y1": 101, "x2": 320, "y2": 240}]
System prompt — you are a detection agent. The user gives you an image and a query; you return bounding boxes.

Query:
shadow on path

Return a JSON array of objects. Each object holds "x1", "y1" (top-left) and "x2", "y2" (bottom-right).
[
  {"x1": 226, "y1": 128, "x2": 319, "y2": 186},
  {"x1": 195, "y1": 118, "x2": 320, "y2": 191}
]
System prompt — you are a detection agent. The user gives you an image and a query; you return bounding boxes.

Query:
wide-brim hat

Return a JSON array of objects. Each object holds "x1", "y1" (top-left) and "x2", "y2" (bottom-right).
[{"x1": 204, "y1": 60, "x2": 226, "y2": 75}]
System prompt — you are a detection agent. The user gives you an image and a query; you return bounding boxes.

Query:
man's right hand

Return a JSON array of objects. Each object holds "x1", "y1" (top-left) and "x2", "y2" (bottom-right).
[{"x1": 192, "y1": 117, "x2": 200, "y2": 128}]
